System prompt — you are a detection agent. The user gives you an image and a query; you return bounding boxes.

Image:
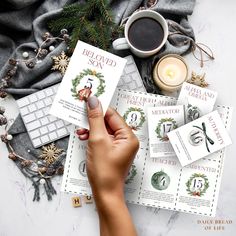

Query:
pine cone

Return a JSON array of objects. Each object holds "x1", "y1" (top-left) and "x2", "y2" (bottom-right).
[
  {"x1": 25, "y1": 60, "x2": 36, "y2": 69},
  {"x1": 0, "y1": 116, "x2": 7, "y2": 126},
  {"x1": 7, "y1": 67, "x2": 17, "y2": 77},
  {"x1": 56, "y1": 166, "x2": 64, "y2": 175},
  {"x1": 8, "y1": 58, "x2": 17, "y2": 66},
  {"x1": 0, "y1": 90, "x2": 7, "y2": 98},
  {"x1": 1, "y1": 134, "x2": 8, "y2": 143},
  {"x1": 63, "y1": 34, "x2": 70, "y2": 43},
  {"x1": 21, "y1": 160, "x2": 33, "y2": 167},
  {"x1": 8, "y1": 153, "x2": 17, "y2": 161},
  {"x1": 38, "y1": 49, "x2": 48, "y2": 58}
]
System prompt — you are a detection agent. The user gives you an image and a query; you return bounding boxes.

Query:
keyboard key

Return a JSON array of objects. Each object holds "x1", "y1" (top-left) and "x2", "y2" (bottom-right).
[
  {"x1": 29, "y1": 129, "x2": 40, "y2": 139},
  {"x1": 27, "y1": 120, "x2": 41, "y2": 131},
  {"x1": 123, "y1": 75, "x2": 132, "y2": 83},
  {"x1": 17, "y1": 98, "x2": 30, "y2": 108},
  {"x1": 28, "y1": 94, "x2": 37, "y2": 103},
  {"x1": 125, "y1": 65, "x2": 136, "y2": 74},
  {"x1": 24, "y1": 113, "x2": 36, "y2": 123},
  {"x1": 48, "y1": 115, "x2": 57, "y2": 122},
  {"x1": 36, "y1": 100, "x2": 45, "y2": 109},
  {"x1": 32, "y1": 138, "x2": 41, "y2": 147},
  {"x1": 35, "y1": 110, "x2": 44, "y2": 119},
  {"x1": 20, "y1": 106, "x2": 29, "y2": 116},
  {"x1": 39, "y1": 126, "x2": 48, "y2": 135},
  {"x1": 40, "y1": 135, "x2": 50, "y2": 143},
  {"x1": 56, "y1": 120, "x2": 64, "y2": 128},
  {"x1": 45, "y1": 88, "x2": 54, "y2": 96},
  {"x1": 133, "y1": 74, "x2": 143, "y2": 86},
  {"x1": 48, "y1": 123, "x2": 56, "y2": 132},
  {"x1": 28, "y1": 104, "x2": 37, "y2": 112},
  {"x1": 40, "y1": 117, "x2": 49, "y2": 126},
  {"x1": 49, "y1": 131, "x2": 58, "y2": 140},
  {"x1": 57, "y1": 128, "x2": 68, "y2": 136},
  {"x1": 42, "y1": 107, "x2": 50, "y2": 115},
  {"x1": 44, "y1": 97, "x2": 52, "y2": 106},
  {"x1": 36, "y1": 91, "x2": 46, "y2": 100}
]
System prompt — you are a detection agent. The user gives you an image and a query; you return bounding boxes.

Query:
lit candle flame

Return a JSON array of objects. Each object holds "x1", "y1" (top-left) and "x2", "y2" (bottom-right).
[{"x1": 166, "y1": 69, "x2": 175, "y2": 79}]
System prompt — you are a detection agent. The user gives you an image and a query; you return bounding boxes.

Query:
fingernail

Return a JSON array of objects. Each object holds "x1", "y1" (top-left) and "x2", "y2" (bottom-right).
[{"x1": 87, "y1": 96, "x2": 99, "y2": 110}]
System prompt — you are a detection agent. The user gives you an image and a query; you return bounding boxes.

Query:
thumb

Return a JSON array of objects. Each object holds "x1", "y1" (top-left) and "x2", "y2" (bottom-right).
[{"x1": 87, "y1": 96, "x2": 107, "y2": 138}]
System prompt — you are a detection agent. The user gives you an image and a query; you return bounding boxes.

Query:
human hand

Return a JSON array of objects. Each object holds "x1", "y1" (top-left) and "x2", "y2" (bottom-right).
[
  {"x1": 77, "y1": 96, "x2": 138, "y2": 236},
  {"x1": 77, "y1": 96, "x2": 139, "y2": 198}
]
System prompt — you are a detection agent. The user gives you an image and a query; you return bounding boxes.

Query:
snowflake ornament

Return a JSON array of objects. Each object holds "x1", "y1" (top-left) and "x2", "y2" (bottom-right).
[
  {"x1": 51, "y1": 51, "x2": 70, "y2": 75},
  {"x1": 39, "y1": 143, "x2": 63, "y2": 165}
]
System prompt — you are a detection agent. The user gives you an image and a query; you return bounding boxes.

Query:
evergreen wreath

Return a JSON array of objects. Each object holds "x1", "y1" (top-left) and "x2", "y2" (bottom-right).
[
  {"x1": 49, "y1": 0, "x2": 123, "y2": 50},
  {"x1": 155, "y1": 118, "x2": 178, "y2": 141},
  {"x1": 71, "y1": 69, "x2": 105, "y2": 99},
  {"x1": 123, "y1": 107, "x2": 146, "y2": 130},
  {"x1": 186, "y1": 173, "x2": 209, "y2": 197}
]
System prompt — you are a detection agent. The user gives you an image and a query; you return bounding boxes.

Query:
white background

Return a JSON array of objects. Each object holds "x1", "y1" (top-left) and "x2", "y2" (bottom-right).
[{"x1": 0, "y1": 0, "x2": 236, "y2": 235}]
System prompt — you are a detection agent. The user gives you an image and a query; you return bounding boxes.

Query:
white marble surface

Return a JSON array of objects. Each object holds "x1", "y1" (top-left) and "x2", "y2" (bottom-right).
[{"x1": 0, "y1": 0, "x2": 236, "y2": 235}]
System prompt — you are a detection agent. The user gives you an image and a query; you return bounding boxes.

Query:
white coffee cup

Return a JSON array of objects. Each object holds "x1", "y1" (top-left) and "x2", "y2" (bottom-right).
[{"x1": 112, "y1": 10, "x2": 168, "y2": 58}]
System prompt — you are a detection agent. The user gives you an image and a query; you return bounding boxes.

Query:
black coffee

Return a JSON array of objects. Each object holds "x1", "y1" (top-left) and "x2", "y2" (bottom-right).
[{"x1": 128, "y1": 17, "x2": 164, "y2": 51}]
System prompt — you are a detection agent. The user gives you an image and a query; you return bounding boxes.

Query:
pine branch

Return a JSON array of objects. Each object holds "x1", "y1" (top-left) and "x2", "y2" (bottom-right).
[
  {"x1": 48, "y1": 0, "x2": 119, "y2": 50},
  {"x1": 49, "y1": 16, "x2": 80, "y2": 31}
]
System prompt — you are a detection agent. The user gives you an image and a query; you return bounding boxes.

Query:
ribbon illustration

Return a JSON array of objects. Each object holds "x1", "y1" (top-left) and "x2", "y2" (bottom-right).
[{"x1": 193, "y1": 122, "x2": 214, "y2": 152}]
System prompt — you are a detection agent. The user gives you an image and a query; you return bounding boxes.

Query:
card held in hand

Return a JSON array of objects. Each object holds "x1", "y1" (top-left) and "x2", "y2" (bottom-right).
[
  {"x1": 168, "y1": 110, "x2": 232, "y2": 166},
  {"x1": 50, "y1": 40, "x2": 127, "y2": 129}
]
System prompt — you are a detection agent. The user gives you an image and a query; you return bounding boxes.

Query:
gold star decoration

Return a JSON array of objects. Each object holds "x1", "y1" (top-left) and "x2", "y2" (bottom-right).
[
  {"x1": 39, "y1": 143, "x2": 63, "y2": 165},
  {"x1": 187, "y1": 72, "x2": 209, "y2": 88},
  {"x1": 51, "y1": 51, "x2": 70, "y2": 75}
]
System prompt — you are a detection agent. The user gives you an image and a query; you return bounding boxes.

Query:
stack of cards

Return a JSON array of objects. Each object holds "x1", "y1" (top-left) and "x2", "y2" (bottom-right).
[{"x1": 148, "y1": 82, "x2": 232, "y2": 166}]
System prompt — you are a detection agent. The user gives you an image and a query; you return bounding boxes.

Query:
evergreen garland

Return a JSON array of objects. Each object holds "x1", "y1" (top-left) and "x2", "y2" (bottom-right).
[{"x1": 49, "y1": 0, "x2": 123, "y2": 50}]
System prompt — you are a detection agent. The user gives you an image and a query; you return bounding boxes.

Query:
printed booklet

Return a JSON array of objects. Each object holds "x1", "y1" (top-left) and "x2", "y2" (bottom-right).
[{"x1": 61, "y1": 89, "x2": 233, "y2": 217}]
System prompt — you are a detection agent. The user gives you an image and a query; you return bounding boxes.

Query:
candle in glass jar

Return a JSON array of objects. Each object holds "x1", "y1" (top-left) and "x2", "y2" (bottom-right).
[{"x1": 153, "y1": 54, "x2": 188, "y2": 92}]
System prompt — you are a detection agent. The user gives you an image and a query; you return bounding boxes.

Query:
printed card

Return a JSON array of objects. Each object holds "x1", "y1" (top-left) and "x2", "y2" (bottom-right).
[
  {"x1": 50, "y1": 40, "x2": 127, "y2": 129},
  {"x1": 168, "y1": 110, "x2": 232, "y2": 166},
  {"x1": 148, "y1": 105, "x2": 185, "y2": 158},
  {"x1": 177, "y1": 82, "x2": 217, "y2": 123}
]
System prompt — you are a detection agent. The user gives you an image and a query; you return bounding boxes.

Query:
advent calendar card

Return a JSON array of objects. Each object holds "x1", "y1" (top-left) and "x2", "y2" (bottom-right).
[
  {"x1": 148, "y1": 105, "x2": 185, "y2": 158},
  {"x1": 177, "y1": 82, "x2": 217, "y2": 123},
  {"x1": 168, "y1": 110, "x2": 232, "y2": 166},
  {"x1": 50, "y1": 40, "x2": 127, "y2": 129}
]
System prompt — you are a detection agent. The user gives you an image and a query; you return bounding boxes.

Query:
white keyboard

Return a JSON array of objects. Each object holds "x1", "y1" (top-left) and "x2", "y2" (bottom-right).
[
  {"x1": 17, "y1": 55, "x2": 146, "y2": 148},
  {"x1": 17, "y1": 84, "x2": 71, "y2": 148}
]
